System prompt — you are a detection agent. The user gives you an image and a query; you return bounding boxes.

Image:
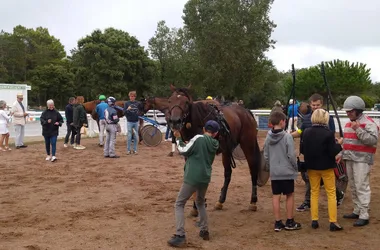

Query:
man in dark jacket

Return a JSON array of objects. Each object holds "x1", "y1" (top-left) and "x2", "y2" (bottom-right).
[
  {"x1": 64, "y1": 97, "x2": 76, "y2": 147},
  {"x1": 123, "y1": 91, "x2": 142, "y2": 154},
  {"x1": 72, "y1": 96, "x2": 88, "y2": 150},
  {"x1": 291, "y1": 93, "x2": 343, "y2": 212}
]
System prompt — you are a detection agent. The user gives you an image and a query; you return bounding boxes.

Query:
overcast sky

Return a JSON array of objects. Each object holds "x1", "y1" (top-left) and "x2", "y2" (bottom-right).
[{"x1": 1, "y1": 0, "x2": 379, "y2": 81}]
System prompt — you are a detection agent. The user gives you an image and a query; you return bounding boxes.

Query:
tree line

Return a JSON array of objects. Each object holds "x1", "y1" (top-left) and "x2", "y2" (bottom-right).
[{"x1": 0, "y1": 0, "x2": 378, "y2": 110}]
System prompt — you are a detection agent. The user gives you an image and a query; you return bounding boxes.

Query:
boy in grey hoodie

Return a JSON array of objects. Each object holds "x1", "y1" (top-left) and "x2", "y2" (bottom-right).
[{"x1": 264, "y1": 111, "x2": 302, "y2": 232}]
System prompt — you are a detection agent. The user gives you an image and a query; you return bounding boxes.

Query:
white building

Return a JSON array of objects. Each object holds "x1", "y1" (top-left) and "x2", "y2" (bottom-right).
[{"x1": 0, "y1": 83, "x2": 32, "y2": 111}]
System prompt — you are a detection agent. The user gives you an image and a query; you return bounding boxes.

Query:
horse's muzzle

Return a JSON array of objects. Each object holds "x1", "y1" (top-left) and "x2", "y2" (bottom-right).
[{"x1": 169, "y1": 118, "x2": 183, "y2": 131}]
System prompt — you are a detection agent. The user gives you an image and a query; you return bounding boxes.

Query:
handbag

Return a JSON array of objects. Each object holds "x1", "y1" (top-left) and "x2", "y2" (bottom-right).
[{"x1": 297, "y1": 156, "x2": 307, "y2": 173}]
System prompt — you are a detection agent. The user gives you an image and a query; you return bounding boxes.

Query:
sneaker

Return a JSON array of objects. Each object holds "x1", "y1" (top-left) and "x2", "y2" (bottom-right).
[
  {"x1": 126, "y1": 151, "x2": 131, "y2": 155},
  {"x1": 199, "y1": 230, "x2": 209, "y2": 240},
  {"x1": 296, "y1": 202, "x2": 310, "y2": 212},
  {"x1": 45, "y1": 156, "x2": 51, "y2": 161},
  {"x1": 311, "y1": 220, "x2": 319, "y2": 229},
  {"x1": 285, "y1": 219, "x2": 302, "y2": 230},
  {"x1": 63, "y1": 144, "x2": 68, "y2": 148},
  {"x1": 133, "y1": 151, "x2": 138, "y2": 155},
  {"x1": 167, "y1": 234, "x2": 186, "y2": 247},
  {"x1": 337, "y1": 191, "x2": 345, "y2": 206},
  {"x1": 274, "y1": 220, "x2": 285, "y2": 232},
  {"x1": 51, "y1": 156, "x2": 57, "y2": 162},
  {"x1": 330, "y1": 222, "x2": 343, "y2": 231},
  {"x1": 75, "y1": 145, "x2": 86, "y2": 150}
]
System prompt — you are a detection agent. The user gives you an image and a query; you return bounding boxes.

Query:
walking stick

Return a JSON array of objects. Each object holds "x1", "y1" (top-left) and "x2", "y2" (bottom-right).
[
  {"x1": 285, "y1": 64, "x2": 296, "y2": 132},
  {"x1": 320, "y1": 62, "x2": 345, "y2": 176},
  {"x1": 320, "y1": 62, "x2": 343, "y2": 138}
]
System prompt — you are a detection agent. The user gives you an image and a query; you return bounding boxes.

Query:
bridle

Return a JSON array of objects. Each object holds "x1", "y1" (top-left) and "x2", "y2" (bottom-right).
[{"x1": 168, "y1": 93, "x2": 190, "y2": 128}]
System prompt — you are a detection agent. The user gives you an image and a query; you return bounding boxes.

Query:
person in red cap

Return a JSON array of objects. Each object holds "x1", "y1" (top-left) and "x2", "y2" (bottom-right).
[{"x1": 168, "y1": 120, "x2": 220, "y2": 248}]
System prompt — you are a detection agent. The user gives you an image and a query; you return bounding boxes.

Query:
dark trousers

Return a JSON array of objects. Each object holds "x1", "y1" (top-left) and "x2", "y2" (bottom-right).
[
  {"x1": 64, "y1": 122, "x2": 76, "y2": 145},
  {"x1": 74, "y1": 125, "x2": 82, "y2": 145},
  {"x1": 44, "y1": 135, "x2": 57, "y2": 156}
]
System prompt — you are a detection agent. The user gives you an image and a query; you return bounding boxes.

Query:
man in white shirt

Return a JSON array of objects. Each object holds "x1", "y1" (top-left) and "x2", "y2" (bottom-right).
[{"x1": 11, "y1": 93, "x2": 28, "y2": 148}]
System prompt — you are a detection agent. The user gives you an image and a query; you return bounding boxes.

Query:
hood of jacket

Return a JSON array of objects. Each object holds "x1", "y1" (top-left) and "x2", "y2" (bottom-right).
[{"x1": 267, "y1": 129, "x2": 286, "y2": 145}]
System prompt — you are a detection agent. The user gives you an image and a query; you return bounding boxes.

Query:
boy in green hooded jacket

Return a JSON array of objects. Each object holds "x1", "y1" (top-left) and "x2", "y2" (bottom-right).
[{"x1": 167, "y1": 120, "x2": 220, "y2": 248}]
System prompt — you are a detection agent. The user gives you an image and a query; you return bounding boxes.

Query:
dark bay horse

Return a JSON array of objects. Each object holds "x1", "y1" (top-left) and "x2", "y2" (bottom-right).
[
  {"x1": 142, "y1": 97, "x2": 221, "y2": 118},
  {"x1": 167, "y1": 84, "x2": 261, "y2": 211}
]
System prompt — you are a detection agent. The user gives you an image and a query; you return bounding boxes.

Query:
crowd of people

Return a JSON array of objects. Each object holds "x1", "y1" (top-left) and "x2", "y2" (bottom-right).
[
  {"x1": 0, "y1": 91, "x2": 378, "y2": 247},
  {"x1": 263, "y1": 94, "x2": 378, "y2": 235}
]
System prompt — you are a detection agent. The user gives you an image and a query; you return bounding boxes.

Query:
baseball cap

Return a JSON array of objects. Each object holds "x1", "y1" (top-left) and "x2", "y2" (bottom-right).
[{"x1": 204, "y1": 120, "x2": 220, "y2": 133}]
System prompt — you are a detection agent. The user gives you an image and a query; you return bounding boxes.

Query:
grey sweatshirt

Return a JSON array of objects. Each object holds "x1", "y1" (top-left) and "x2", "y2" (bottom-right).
[{"x1": 263, "y1": 129, "x2": 298, "y2": 180}]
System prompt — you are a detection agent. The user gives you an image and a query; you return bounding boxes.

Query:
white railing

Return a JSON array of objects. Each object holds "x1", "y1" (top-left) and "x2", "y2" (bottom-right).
[{"x1": 11, "y1": 109, "x2": 380, "y2": 137}]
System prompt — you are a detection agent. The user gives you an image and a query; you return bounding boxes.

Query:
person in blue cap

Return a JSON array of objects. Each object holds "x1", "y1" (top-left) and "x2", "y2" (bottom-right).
[{"x1": 167, "y1": 120, "x2": 220, "y2": 248}]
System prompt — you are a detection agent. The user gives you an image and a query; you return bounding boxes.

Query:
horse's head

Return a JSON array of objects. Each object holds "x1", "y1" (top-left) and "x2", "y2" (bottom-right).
[
  {"x1": 168, "y1": 84, "x2": 192, "y2": 130},
  {"x1": 142, "y1": 96, "x2": 154, "y2": 114}
]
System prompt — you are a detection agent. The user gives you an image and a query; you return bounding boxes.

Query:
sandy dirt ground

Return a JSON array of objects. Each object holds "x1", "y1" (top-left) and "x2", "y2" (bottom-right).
[{"x1": 1, "y1": 131, "x2": 380, "y2": 250}]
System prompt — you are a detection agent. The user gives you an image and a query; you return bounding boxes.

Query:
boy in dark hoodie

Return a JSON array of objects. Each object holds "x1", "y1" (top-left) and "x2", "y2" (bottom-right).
[
  {"x1": 167, "y1": 120, "x2": 220, "y2": 248},
  {"x1": 264, "y1": 111, "x2": 301, "y2": 232}
]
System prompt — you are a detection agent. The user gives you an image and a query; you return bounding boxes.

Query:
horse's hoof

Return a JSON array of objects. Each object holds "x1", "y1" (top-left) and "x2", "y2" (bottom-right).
[
  {"x1": 249, "y1": 203, "x2": 257, "y2": 211},
  {"x1": 190, "y1": 209, "x2": 198, "y2": 217},
  {"x1": 214, "y1": 202, "x2": 223, "y2": 210}
]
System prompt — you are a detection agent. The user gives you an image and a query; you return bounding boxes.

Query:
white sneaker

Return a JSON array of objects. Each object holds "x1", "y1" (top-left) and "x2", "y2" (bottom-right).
[
  {"x1": 63, "y1": 144, "x2": 68, "y2": 148},
  {"x1": 51, "y1": 156, "x2": 57, "y2": 162},
  {"x1": 45, "y1": 156, "x2": 51, "y2": 161},
  {"x1": 75, "y1": 145, "x2": 86, "y2": 150}
]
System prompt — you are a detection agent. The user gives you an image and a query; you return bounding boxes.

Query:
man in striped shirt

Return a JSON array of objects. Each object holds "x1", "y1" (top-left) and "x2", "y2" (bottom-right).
[{"x1": 338, "y1": 96, "x2": 378, "y2": 227}]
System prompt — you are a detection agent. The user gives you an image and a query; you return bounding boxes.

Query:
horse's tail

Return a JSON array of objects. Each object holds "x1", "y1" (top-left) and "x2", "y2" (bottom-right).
[
  {"x1": 253, "y1": 137, "x2": 261, "y2": 183},
  {"x1": 243, "y1": 107, "x2": 261, "y2": 181}
]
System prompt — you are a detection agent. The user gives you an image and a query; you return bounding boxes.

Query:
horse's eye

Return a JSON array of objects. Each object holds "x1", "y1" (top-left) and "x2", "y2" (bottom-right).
[{"x1": 168, "y1": 100, "x2": 171, "y2": 104}]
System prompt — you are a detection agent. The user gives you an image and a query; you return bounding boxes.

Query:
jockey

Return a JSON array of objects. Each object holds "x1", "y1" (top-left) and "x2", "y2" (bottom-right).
[
  {"x1": 339, "y1": 96, "x2": 378, "y2": 227},
  {"x1": 103, "y1": 96, "x2": 120, "y2": 158},
  {"x1": 206, "y1": 96, "x2": 213, "y2": 100}
]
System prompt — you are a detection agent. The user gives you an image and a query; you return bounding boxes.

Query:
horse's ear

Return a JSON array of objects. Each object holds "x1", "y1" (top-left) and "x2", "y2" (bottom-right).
[
  {"x1": 170, "y1": 84, "x2": 176, "y2": 92},
  {"x1": 187, "y1": 83, "x2": 192, "y2": 89}
]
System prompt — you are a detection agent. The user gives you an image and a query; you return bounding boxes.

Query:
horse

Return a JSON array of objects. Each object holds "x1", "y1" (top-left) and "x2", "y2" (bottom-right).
[
  {"x1": 167, "y1": 84, "x2": 262, "y2": 211},
  {"x1": 142, "y1": 97, "x2": 221, "y2": 117},
  {"x1": 82, "y1": 99, "x2": 125, "y2": 121},
  {"x1": 81, "y1": 98, "x2": 144, "y2": 142}
]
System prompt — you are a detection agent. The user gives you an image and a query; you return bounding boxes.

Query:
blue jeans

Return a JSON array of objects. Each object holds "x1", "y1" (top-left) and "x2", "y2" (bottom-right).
[
  {"x1": 127, "y1": 121, "x2": 139, "y2": 152},
  {"x1": 44, "y1": 135, "x2": 57, "y2": 156}
]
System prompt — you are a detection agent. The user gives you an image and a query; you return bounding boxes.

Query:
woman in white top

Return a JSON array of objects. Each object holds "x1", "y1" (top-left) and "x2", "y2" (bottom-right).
[{"x1": 0, "y1": 100, "x2": 11, "y2": 151}]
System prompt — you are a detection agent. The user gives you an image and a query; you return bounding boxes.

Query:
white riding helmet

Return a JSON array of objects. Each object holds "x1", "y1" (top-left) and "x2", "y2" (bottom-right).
[
  {"x1": 342, "y1": 96, "x2": 365, "y2": 111},
  {"x1": 289, "y1": 99, "x2": 294, "y2": 104}
]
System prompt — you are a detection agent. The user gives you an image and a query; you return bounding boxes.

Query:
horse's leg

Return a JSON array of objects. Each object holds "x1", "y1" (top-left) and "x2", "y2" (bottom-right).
[
  {"x1": 139, "y1": 119, "x2": 144, "y2": 143},
  {"x1": 190, "y1": 192, "x2": 198, "y2": 217},
  {"x1": 240, "y1": 138, "x2": 260, "y2": 211},
  {"x1": 215, "y1": 153, "x2": 232, "y2": 210}
]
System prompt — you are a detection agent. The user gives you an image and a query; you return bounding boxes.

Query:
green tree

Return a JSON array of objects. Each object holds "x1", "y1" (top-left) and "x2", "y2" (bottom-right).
[
  {"x1": 0, "y1": 26, "x2": 69, "y2": 108},
  {"x1": 283, "y1": 59, "x2": 372, "y2": 104},
  {"x1": 148, "y1": 21, "x2": 203, "y2": 97},
  {"x1": 29, "y1": 61, "x2": 75, "y2": 108},
  {"x1": 182, "y1": 0, "x2": 276, "y2": 99},
  {"x1": 70, "y1": 28, "x2": 157, "y2": 100}
]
